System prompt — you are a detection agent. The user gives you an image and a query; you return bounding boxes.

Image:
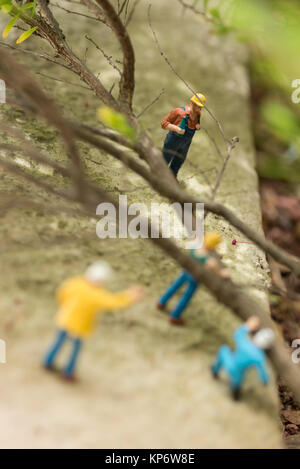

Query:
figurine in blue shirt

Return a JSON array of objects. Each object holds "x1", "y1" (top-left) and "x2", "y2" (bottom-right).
[
  {"x1": 211, "y1": 316, "x2": 275, "y2": 400},
  {"x1": 157, "y1": 232, "x2": 230, "y2": 325}
]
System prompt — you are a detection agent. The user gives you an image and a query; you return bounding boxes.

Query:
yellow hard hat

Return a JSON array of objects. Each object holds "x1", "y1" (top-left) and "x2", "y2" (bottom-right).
[
  {"x1": 190, "y1": 93, "x2": 206, "y2": 108},
  {"x1": 204, "y1": 232, "x2": 221, "y2": 250}
]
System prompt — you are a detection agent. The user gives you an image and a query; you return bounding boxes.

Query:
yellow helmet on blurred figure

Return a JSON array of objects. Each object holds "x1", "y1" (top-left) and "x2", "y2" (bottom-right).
[
  {"x1": 190, "y1": 93, "x2": 206, "y2": 108},
  {"x1": 204, "y1": 232, "x2": 221, "y2": 250}
]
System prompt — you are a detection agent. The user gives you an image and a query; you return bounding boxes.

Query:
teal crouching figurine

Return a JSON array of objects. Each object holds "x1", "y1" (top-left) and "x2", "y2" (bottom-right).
[{"x1": 211, "y1": 316, "x2": 275, "y2": 400}]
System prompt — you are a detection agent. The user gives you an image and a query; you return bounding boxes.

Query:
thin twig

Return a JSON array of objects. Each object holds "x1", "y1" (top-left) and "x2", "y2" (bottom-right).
[
  {"x1": 85, "y1": 35, "x2": 122, "y2": 75},
  {"x1": 36, "y1": 71, "x2": 92, "y2": 90},
  {"x1": 201, "y1": 126, "x2": 224, "y2": 162},
  {"x1": 79, "y1": 0, "x2": 108, "y2": 25},
  {"x1": 136, "y1": 88, "x2": 165, "y2": 118},
  {"x1": 118, "y1": 0, "x2": 129, "y2": 16},
  {"x1": 177, "y1": 0, "x2": 212, "y2": 21},
  {"x1": 210, "y1": 136, "x2": 239, "y2": 201},
  {"x1": 52, "y1": 2, "x2": 102, "y2": 21},
  {"x1": 95, "y1": 0, "x2": 135, "y2": 110},
  {"x1": 124, "y1": 0, "x2": 141, "y2": 27},
  {"x1": 0, "y1": 41, "x2": 72, "y2": 73}
]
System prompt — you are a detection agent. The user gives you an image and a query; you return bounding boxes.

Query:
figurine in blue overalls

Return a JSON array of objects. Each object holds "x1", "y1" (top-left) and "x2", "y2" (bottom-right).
[
  {"x1": 211, "y1": 316, "x2": 275, "y2": 400},
  {"x1": 157, "y1": 232, "x2": 230, "y2": 325},
  {"x1": 161, "y1": 93, "x2": 206, "y2": 178}
]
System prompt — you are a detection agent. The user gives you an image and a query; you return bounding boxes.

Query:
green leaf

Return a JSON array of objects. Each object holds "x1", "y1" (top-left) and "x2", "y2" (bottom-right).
[
  {"x1": 16, "y1": 26, "x2": 38, "y2": 44},
  {"x1": 97, "y1": 106, "x2": 135, "y2": 138},
  {"x1": 213, "y1": 24, "x2": 231, "y2": 35},
  {"x1": 209, "y1": 8, "x2": 221, "y2": 20},
  {"x1": 0, "y1": 0, "x2": 12, "y2": 5},
  {"x1": 20, "y1": 2, "x2": 35, "y2": 10},
  {"x1": 1, "y1": 3, "x2": 12, "y2": 13},
  {"x1": 2, "y1": 13, "x2": 20, "y2": 39},
  {"x1": 261, "y1": 100, "x2": 300, "y2": 143},
  {"x1": 31, "y1": 0, "x2": 37, "y2": 16}
]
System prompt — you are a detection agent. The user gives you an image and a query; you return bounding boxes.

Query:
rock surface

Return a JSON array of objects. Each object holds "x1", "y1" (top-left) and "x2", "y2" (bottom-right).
[{"x1": 0, "y1": 1, "x2": 283, "y2": 448}]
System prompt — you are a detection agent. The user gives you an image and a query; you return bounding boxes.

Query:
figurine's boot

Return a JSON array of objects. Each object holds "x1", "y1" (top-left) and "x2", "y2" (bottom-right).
[
  {"x1": 43, "y1": 363, "x2": 59, "y2": 373},
  {"x1": 231, "y1": 387, "x2": 241, "y2": 401},
  {"x1": 230, "y1": 373, "x2": 242, "y2": 401},
  {"x1": 61, "y1": 373, "x2": 79, "y2": 383},
  {"x1": 169, "y1": 317, "x2": 185, "y2": 326},
  {"x1": 157, "y1": 302, "x2": 166, "y2": 311},
  {"x1": 211, "y1": 364, "x2": 219, "y2": 379}
]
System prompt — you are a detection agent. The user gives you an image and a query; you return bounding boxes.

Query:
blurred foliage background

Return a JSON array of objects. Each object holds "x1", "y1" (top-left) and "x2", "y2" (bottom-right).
[{"x1": 195, "y1": 0, "x2": 300, "y2": 183}]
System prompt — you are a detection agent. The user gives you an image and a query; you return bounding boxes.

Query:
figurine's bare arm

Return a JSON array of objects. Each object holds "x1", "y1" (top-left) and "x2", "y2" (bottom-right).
[
  {"x1": 94, "y1": 285, "x2": 143, "y2": 311},
  {"x1": 206, "y1": 257, "x2": 230, "y2": 278},
  {"x1": 161, "y1": 109, "x2": 184, "y2": 135},
  {"x1": 165, "y1": 123, "x2": 185, "y2": 135}
]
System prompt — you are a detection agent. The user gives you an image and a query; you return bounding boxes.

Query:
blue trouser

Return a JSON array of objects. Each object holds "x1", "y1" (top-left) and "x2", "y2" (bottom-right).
[
  {"x1": 159, "y1": 270, "x2": 198, "y2": 319},
  {"x1": 162, "y1": 129, "x2": 195, "y2": 177},
  {"x1": 212, "y1": 345, "x2": 243, "y2": 390},
  {"x1": 43, "y1": 329, "x2": 82, "y2": 375}
]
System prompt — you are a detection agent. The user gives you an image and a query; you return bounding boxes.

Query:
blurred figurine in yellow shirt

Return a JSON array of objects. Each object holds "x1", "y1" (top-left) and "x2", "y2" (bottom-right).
[{"x1": 43, "y1": 261, "x2": 143, "y2": 381}]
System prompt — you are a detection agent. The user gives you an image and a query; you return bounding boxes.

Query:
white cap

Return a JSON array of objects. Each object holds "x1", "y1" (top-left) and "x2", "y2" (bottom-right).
[
  {"x1": 85, "y1": 261, "x2": 114, "y2": 285},
  {"x1": 253, "y1": 328, "x2": 275, "y2": 350}
]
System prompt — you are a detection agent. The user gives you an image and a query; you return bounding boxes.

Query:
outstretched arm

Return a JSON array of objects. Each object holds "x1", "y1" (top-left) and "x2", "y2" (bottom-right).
[
  {"x1": 233, "y1": 325, "x2": 250, "y2": 347},
  {"x1": 94, "y1": 285, "x2": 143, "y2": 311},
  {"x1": 206, "y1": 257, "x2": 230, "y2": 278}
]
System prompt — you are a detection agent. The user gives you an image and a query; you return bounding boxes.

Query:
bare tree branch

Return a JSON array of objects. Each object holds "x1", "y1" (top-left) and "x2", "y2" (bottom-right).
[
  {"x1": 1, "y1": 138, "x2": 300, "y2": 406},
  {"x1": 71, "y1": 117, "x2": 300, "y2": 277},
  {"x1": 1, "y1": 4, "x2": 300, "y2": 412},
  {"x1": 11, "y1": 1, "x2": 120, "y2": 109},
  {"x1": 5, "y1": 43, "x2": 299, "y2": 280},
  {"x1": 95, "y1": 0, "x2": 135, "y2": 110}
]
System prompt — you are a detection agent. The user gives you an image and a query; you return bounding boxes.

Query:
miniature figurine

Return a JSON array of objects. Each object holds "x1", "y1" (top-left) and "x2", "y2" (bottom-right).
[
  {"x1": 157, "y1": 232, "x2": 229, "y2": 325},
  {"x1": 161, "y1": 93, "x2": 206, "y2": 178},
  {"x1": 43, "y1": 261, "x2": 143, "y2": 382},
  {"x1": 211, "y1": 316, "x2": 275, "y2": 400}
]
